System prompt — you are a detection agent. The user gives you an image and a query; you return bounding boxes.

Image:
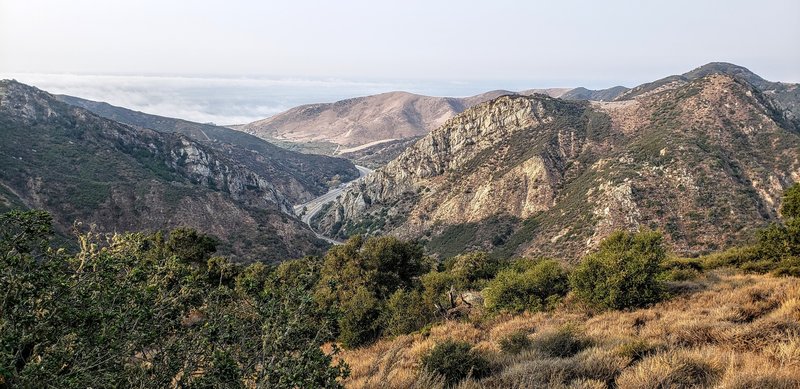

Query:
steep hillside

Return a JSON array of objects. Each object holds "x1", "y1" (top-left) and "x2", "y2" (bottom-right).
[
  {"x1": 558, "y1": 63, "x2": 800, "y2": 122},
  {"x1": 0, "y1": 80, "x2": 328, "y2": 262},
  {"x1": 615, "y1": 62, "x2": 800, "y2": 121},
  {"x1": 315, "y1": 74, "x2": 800, "y2": 259},
  {"x1": 56, "y1": 94, "x2": 359, "y2": 203}
]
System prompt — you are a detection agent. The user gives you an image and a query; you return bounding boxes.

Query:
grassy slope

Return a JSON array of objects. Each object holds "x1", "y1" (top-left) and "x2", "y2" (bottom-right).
[{"x1": 340, "y1": 271, "x2": 800, "y2": 388}]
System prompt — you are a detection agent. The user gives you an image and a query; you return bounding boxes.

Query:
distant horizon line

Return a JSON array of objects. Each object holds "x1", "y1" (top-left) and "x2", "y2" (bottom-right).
[
  {"x1": 3, "y1": 61, "x2": 797, "y2": 126},
  {"x1": 0, "y1": 71, "x2": 607, "y2": 91},
  {"x1": 3, "y1": 61, "x2": 798, "y2": 96}
]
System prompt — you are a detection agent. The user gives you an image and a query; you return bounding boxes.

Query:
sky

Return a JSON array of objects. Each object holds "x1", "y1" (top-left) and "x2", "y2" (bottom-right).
[{"x1": 1, "y1": 0, "x2": 798, "y2": 124}]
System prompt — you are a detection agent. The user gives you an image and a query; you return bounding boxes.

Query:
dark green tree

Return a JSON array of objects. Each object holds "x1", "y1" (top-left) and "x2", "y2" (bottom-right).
[
  {"x1": 166, "y1": 227, "x2": 218, "y2": 264},
  {"x1": 781, "y1": 183, "x2": 800, "y2": 220},
  {"x1": 445, "y1": 251, "x2": 504, "y2": 290},
  {"x1": 0, "y1": 210, "x2": 348, "y2": 388},
  {"x1": 381, "y1": 289, "x2": 431, "y2": 336},
  {"x1": 570, "y1": 230, "x2": 666, "y2": 310},
  {"x1": 483, "y1": 259, "x2": 569, "y2": 313},
  {"x1": 314, "y1": 235, "x2": 428, "y2": 348}
]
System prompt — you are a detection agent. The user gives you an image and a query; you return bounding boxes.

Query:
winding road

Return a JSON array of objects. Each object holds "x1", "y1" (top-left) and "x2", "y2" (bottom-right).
[{"x1": 294, "y1": 165, "x2": 373, "y2": 244}]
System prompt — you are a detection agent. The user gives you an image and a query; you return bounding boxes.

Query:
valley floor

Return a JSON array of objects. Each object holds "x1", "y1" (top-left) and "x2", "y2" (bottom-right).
[{"x1": 339, "y1": 271, "x2": 800, "y2": 388}]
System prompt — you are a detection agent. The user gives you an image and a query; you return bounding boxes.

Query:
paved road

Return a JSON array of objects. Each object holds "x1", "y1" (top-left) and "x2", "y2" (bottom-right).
[{"x1": 294, "y1": 165, "x2": 373, "y2": 244}]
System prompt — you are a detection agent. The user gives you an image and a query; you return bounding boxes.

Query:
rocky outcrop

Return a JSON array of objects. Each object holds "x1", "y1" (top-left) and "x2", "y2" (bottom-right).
[
  {"x1": 316, "y1": 74, "x2": 800, "y2": 260},
  {"x1": 0, "y1": 80, "x2": 329, "y2": 262},
  {"x1": 56, "y1": 94, "x2": 360, "y2": 203}
]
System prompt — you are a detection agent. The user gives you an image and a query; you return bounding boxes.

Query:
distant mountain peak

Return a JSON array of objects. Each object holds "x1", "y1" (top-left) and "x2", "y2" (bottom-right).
[{"x1": 683, "y1": 62, "x2": 768, "y2": 88}]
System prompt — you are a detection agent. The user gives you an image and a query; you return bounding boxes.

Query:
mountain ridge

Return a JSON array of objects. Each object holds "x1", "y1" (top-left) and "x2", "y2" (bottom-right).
[
  {"x1": 314, "y1": 72, "x2": 800, "y2": 259},
  {"x1": 55, "y1": 94, "x2": 360, "y2": 203},
  {"x1": 238, "y1": 62, "x2": 798, "y2": 154},
  {"x1": 0, "y1": 80, "x2": 333, "y2": 261}
]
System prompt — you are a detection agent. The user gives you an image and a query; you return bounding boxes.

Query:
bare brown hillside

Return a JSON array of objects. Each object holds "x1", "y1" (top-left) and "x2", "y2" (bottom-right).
[{"x1": 240, "y1": 90, "x2": 521, "y2": 147}]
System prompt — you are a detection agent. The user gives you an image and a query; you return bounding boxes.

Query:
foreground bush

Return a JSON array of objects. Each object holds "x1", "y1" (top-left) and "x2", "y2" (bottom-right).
[
  {"x1": 314, "y1": 235, "x2": 429, "y2": 348},
  {"x1": 382, "y1": 288, "x2": 431, "y2": 336},
  {"x1": 570, "y1": 230, "x2": 666, "y2": 310},
  {"x1": 421, "y1": 340, "x2": 491, "y2": 386},
  {"x1": 444, "y1": 251, "x2": 504, "y2": 290},
  {"x1": 0, "y1": 210, "x2": 347, "y2": 388},
  {"x1": 483, "y1": 259, "x2": 569, "y2": 313}
]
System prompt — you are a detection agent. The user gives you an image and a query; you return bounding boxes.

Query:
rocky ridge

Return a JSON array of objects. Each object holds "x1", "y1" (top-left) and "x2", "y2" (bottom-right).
[
  {"x1": 315, "y1": 73, "x2": 800, "y2": 260},
  {"x1": 56, "y1": 94, "x2": 359, "y2": 204},
  {"x1": 0, "y1": 80, "x2": 330, "y2": 261}
]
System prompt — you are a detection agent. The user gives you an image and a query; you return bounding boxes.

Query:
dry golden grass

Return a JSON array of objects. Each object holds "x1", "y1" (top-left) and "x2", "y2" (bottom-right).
[{"x1": 340, "y1": 272, "x2": 800, "y2": 388}]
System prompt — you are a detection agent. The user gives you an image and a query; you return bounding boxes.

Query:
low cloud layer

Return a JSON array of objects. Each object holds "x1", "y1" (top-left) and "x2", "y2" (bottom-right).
[{"x1": 0, "y1": 73, "x2": 420, "y2": 125}]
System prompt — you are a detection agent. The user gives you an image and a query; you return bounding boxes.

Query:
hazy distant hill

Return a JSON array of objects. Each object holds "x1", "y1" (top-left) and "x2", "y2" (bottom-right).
[
  {"x1": 615, "y1": 62, "x2": 800, "y2": 119},
  {"x1": 236, "y1": 62, "x2": 799, "y2": 161},
  {"x1": 0, "y1": 80, "x2": 335, "y2": 262},
  {"x1": 314, "y1": 70, "x2": 800, "y2": 259},
  {"x1": 239, "y1": 90, "x2": 519, "y2": 147},
  {"x1": 56, "y1": 94, "x2": 359, "y2": 203},
  {"x1": 559, "y1": 86, "x2": 630, "y2": 101},
  {"x1": 563, "y1": 62, "x2": 800, "y2": 119}
]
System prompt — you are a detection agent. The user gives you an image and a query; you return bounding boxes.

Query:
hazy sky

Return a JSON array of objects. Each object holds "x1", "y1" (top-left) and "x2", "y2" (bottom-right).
[
  {"x1": 2, "y1": 0, "x2": 798, "y2": 85},
  {"x1": 1, "y1": 0, "x2": 798, "y2": 124}
]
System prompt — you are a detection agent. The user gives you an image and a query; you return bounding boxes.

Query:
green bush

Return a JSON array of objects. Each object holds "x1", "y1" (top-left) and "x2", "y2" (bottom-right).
[
  {"x1": 445, "y1": 251, "x2": 504, "y2": 290},
  {"x1": 337, "y1": 286, "x2": 383, "y2": 349},
  {"x1": 420, "y1": 270, "x2": 460, "y2": 309},
  {"x1": 660, "y1": 257, "x2": 703, "y2": 281},
  {"x1": 740, "y1": 259, "x2": 781, "y2": 274},
  {"x1": 781, "y1": 183, "x2": 800, "y2": 219},
  {"x1": 699, "y1": 245, "x2": 760, "y2": 269},
  {"x1": 755, "y1": 218, "x2": 800, "y2": 262},
  {"x1": 382, "y1": 289, "x2": 432, "y2": 336},
  {"x1": 421, "y1": 340, "x2": 491, "y2": 386},
  {"x1": 483, "y1": 259, "x2": 569, "y2": 313},
  {"x1": 499, "y1": 331, "x2": 533, "y2": 354},
  {"x1": 166, "y1": 227, "x2": 218, "y2": 264},
  {"x1": 700, "y1": 184, "x2": 800, "y2": 275},
  {"x1": 570, "y1": 230, "x2": 666, "y2": 310},
  {"x1": 0, "y1": 210, "x2": 348, "y2": 388},
  {"x1": 530, "y1": 325, "x2": 592, "y2": 358},
  {"x1": 772, "y1": 256, "x2": 800, "y2": 277},
  {"x1": 314, "y1": 235, "x2": 429, "y2": 348}
]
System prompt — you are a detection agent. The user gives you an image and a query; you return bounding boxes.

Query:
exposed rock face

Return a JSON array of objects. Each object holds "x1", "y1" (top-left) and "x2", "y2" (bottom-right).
[
  {"x1": 0, "y1": 80, "x2": 329, "y2": 262},
  {"x1": 316, "y1": 74, "x2": 800, "y2": 260},
  {"x1": 56, "y1": 94, "x2": 360, "y2": 203}
]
